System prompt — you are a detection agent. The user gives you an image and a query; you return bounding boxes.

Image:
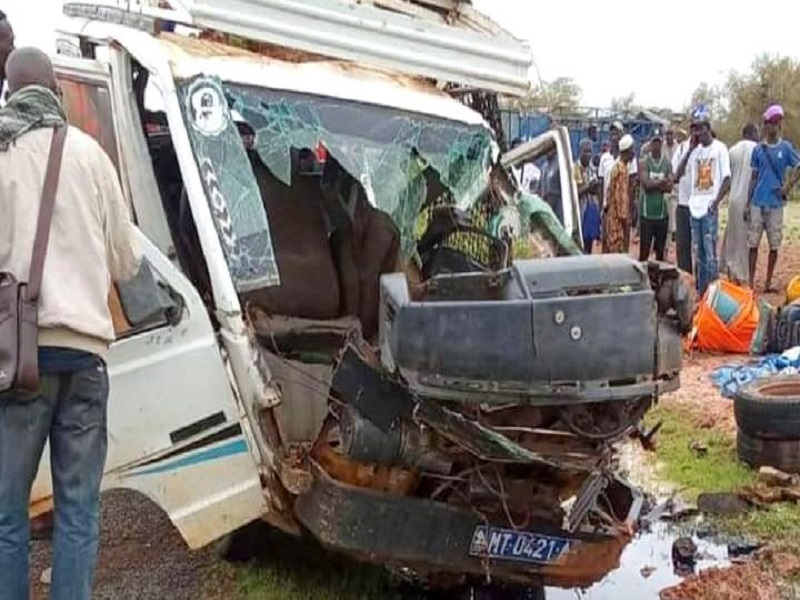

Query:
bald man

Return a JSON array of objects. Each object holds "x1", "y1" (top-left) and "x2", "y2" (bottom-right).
[
  {"x1": 0, "y1": 48, "x2": 140, "y2": 600},
  {"x1": 0, "y1": 11, "x2": 14, "y2": 93}
]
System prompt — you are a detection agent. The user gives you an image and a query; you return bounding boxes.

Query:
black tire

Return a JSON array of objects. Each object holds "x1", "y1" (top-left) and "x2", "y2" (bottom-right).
[
  {"x1": 733, "y1": 376, "x2": 800, "y2": 440},
  {"x1": 737, "y1": 429, "x2": 800, "y2": 472}
]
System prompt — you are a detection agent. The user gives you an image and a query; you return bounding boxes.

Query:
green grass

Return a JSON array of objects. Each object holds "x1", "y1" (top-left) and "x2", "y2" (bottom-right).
[
  {"x1": 646, "y1": 403, "x2": 800, "y2": 549},
  {"x1": 205, "y1": 526, "x2": 424, "y2": 600}
]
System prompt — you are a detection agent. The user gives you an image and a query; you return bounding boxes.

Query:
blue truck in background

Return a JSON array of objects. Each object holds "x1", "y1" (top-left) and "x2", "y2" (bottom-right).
[{"x1": 500, "y1": 107, "x2": 673, "y2": 160}]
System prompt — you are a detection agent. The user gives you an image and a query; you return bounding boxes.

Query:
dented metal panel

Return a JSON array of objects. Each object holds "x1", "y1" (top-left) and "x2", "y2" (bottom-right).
[{"x1": 163, "y1": 0, "x2": 532, "y2": 95}]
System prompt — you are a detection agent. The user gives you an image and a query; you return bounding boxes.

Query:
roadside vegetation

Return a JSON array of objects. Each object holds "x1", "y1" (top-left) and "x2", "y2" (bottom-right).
[
  {"x1": 646, "y1": 402, "x2": 800, "y2": 551},
  {"x1": 201, "y1": 525, "x2": 421, "y2": 600}
]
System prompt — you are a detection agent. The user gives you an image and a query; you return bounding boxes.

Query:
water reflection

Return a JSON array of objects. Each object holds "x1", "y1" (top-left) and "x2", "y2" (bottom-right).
[{"x1": 544, "y1": 521, "x2": 730, "y2": 599}]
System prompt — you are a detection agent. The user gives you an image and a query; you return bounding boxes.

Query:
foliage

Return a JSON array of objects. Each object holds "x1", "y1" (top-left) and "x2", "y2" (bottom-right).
[
  {"x1": 688, "y1": 54, "x2": 800, "y2": 145},
  {"x1": 507, "y1": 76, "x2": 582, "y2": 112},
  {"x1": 646, "y1": 403, "x2": 800, "y2": 550}
]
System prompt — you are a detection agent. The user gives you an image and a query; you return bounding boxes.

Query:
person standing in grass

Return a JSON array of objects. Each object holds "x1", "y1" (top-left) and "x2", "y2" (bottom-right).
[
  {"x1": 638, "y1": 129, "x2": 673, "y2": 261},
  {"x1": 747, "y1": 104, "x2": 800, "y2": 292}
]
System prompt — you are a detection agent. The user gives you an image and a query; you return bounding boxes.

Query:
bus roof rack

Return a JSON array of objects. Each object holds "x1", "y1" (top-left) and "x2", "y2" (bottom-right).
[{"x1": 62, "y1": 0, "x2": 533, "y2": 96}]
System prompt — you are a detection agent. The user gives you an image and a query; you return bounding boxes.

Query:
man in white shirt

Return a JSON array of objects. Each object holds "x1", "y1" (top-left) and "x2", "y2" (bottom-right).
[
  {"x1": 674, "y1": 106, "x2": 731, "y2": 295},
  {"x1": 671, "y1": 133, "x2": 693, "y2": 274}
]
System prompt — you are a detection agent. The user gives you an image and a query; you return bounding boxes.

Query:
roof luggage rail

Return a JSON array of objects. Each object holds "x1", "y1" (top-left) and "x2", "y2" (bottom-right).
[{"x1": 63, "y1": 0, "x2": 533, "y2": 95}]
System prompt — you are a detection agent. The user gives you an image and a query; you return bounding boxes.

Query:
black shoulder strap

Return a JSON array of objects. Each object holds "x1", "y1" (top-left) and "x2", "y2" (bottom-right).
[
  {"x1": 760, "y1": 142, "x2": 784, "y2": 183},
  {"x1": 27, "y1": 126, "x2": 68, "y2": 302}
]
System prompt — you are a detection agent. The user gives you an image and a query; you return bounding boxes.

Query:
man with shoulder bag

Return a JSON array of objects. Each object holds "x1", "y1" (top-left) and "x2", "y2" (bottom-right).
[{"x1": 0, "y1": 48, "x2": 140, "y2": 600}]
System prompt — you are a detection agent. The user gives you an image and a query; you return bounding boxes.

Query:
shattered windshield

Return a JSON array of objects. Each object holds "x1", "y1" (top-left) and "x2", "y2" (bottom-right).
[{"x1": 177, "y1": 74, "x2": 495, "y2": 269}]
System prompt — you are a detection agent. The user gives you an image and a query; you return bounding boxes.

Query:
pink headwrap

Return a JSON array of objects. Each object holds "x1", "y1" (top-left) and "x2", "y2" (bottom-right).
[{"x1": 763, "y1": 104, "x2": 784, "y2": 123}]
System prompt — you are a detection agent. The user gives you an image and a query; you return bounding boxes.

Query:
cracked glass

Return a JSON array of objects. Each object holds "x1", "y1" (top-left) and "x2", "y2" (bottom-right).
[
  {"x1": 225, "y1": 83, "x2": 495, "y2": 257},
  {"x1": 176, "y1": 76, "x2": 280, "y2": 290}
]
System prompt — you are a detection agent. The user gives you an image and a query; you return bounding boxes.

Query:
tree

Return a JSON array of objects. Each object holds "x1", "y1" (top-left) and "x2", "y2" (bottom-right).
[
  {"x1": 725, "y1": 54, "x2": 800, "y2": 144},
  {"x1": 508, "y1": 77, "x2": 582, "y2": 112},
  {"x1": 686, "y1": 55, "x2": 800, "y2": 145}
]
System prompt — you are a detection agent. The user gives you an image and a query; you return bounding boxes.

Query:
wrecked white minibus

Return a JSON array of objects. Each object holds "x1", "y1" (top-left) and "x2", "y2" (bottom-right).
[{"x1": 29, "y1": 0, "x2": 689, "y2": 594}]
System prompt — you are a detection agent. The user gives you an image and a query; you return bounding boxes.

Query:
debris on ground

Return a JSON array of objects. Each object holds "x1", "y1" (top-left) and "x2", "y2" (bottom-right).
[
  {"x1": 642, "y1": 496, "x2": 699, "y2": 524},
  {"x1": 758, "y1": 466, "x2": 799, "y2": 487},
  {"x1": 40, "y1": 568, "x2": 51, "y2": 586},
  {"x1": 659, "y1": 562, "x2": 785, "y2": 600},
  {"x1": 671, "y1": 537, "x2": 698, "y2": 576},
  {"x1": 689, "y1": 440, "x2": 709, "y2": 457},
  {"x1": 726, "y1": 540, "x2": 763, "y2": 559},
  {"x1": 696, "y1": 492, "x2": 751, "y2": 517},
  {"x1": 711, "y1": 348, "x2": 800, "y2": 399},
  {"x1": 740, "y1": 466, "x2": 800, "y2": 505}
]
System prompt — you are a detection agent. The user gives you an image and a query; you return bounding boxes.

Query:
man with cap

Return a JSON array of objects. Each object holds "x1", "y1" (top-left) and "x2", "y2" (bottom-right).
[
  {"x1": 675, "y1": 105, "x2": 731, "y2": 295},
  {"x1": 747, "y1": 104, "x2": 800, "y2": 292},
  {"x1": 599, "y1": 121, "x2": 638, "y2": 208},
  {"x1": 638, "y1": 128, "x2": 673, "y2": 261},
  {"x1": 602, "y1": 133, "x2": 636, "y2": 254}
]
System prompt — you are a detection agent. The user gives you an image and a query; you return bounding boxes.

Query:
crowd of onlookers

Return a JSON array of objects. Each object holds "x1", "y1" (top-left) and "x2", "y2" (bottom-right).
[{"x1": 521, "y1": 104, "x2": 800, "y2": 297}]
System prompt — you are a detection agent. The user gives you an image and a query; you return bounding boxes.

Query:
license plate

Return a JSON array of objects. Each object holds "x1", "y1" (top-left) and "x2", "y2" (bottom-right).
[{"x1": 469, "y1": 526, "x2": 571, "y2": 564}]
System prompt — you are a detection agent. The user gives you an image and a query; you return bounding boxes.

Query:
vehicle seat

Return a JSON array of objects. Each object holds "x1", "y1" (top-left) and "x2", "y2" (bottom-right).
[
  {"x1": 242, "y1": 153, "x2": 341, "y2": 320},
  {"x1": 328, "y1": 181, "x2": 400, "y2": 340}
]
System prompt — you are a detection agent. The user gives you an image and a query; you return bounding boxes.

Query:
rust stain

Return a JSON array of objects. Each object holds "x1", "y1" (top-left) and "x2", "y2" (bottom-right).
[
  {"x1": 159, "y1": 32, "x2": 448, "y2": 96},
  {"x1": 310, "y1": 417, "x2": 419, "y2": 494}
]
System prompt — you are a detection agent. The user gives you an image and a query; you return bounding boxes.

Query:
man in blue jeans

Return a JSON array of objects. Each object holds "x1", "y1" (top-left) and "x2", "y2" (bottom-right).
[
  {"x1": 675, "y1": 105, "x2": 731, "y2": 295},
  {"x1": 0, "y1": 49, "x2": 140, "y2": 599},
  {"x1": 747, "y1": 104, "x2": 800, "y2": 292}
]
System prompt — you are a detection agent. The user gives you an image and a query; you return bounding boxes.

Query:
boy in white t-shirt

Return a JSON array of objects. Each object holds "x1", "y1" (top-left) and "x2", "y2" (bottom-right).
[{"x1": 675, "y1": 105, "x2": 731, "y2": 295}]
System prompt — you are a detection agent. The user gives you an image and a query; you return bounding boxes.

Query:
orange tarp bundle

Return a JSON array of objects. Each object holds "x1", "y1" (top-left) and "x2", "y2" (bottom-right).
[{"x1": 691, "y1": 280, "x2": 759, "y2": 354}]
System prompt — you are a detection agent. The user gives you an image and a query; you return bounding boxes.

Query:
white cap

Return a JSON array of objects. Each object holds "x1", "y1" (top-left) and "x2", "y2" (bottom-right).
[
  {"x1": 619, "y1": 134, "x2": 634, "y2": 152},
  {"x1": 612, "y1": 120, "x2": 624, "y2": 131}
]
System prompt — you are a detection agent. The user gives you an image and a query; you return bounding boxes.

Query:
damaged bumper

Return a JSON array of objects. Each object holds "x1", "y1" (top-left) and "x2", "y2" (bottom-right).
[{"x1": 295, "y1": 460, "x2": 642, "y2": 588}]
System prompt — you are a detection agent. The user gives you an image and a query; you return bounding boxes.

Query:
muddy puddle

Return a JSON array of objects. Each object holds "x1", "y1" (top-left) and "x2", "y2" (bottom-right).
[
  {"x1": 544, "y1": 521, "x2": 731, "y2": 599},
  {"x1": 543, "y1": 441, "x2": 733, "y2": 599}
]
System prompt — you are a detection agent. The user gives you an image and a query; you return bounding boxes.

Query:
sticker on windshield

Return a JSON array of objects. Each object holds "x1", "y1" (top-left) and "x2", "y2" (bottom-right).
[{"x1": 186, "y1": 77, "x2": 229, "y2": 137}]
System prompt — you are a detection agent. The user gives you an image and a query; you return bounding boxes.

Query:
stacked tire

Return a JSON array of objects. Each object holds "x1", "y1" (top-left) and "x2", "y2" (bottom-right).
[{"x1": 734, "y1": 376, "x2": 800, "y2": 473}]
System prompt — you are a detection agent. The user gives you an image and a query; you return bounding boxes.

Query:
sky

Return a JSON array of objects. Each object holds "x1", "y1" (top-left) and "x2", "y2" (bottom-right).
[{"x1": 4, "y1": 0, "x2": 800, "y2": 111}]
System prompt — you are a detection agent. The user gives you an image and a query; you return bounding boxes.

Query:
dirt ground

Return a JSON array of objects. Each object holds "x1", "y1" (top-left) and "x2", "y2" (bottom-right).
[{"x1": 29, "y1": 491, "x2": 229, "y2": 600}]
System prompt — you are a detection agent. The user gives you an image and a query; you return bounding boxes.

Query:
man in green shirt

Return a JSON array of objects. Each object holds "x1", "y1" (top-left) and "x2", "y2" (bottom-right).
[{"x1": 638, "y1": 129, "x2": 673, "y2": 261}]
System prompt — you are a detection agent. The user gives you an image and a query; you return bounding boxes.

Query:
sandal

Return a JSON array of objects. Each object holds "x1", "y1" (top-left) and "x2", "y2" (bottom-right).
[{"x1": 764, "y1": 284, "x2": 779, "y2": 294}]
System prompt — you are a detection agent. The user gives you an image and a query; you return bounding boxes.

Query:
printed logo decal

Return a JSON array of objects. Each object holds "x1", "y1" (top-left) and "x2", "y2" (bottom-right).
[{"x1": 186, "y1": 77, "x2": 229, "y2": 137}]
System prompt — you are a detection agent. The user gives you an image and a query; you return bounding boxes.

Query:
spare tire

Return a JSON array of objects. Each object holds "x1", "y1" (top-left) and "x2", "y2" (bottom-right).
[
  {"x1": 737, "y1": 429, "x2": 800, "y2": 473},
  {"x1": 733, "y1": 376, "x2": 800, "y2": 440}
]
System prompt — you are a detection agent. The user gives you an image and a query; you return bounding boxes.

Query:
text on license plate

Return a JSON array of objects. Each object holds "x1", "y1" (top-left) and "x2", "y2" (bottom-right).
[{"x1": 469, "y1": 526, "x2": 570, "y2": 564}]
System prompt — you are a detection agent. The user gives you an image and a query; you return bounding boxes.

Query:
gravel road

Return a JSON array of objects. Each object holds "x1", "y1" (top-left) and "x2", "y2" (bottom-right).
[{"x1": 29, "y1": 490, "x2": 231, "y2": 600}]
